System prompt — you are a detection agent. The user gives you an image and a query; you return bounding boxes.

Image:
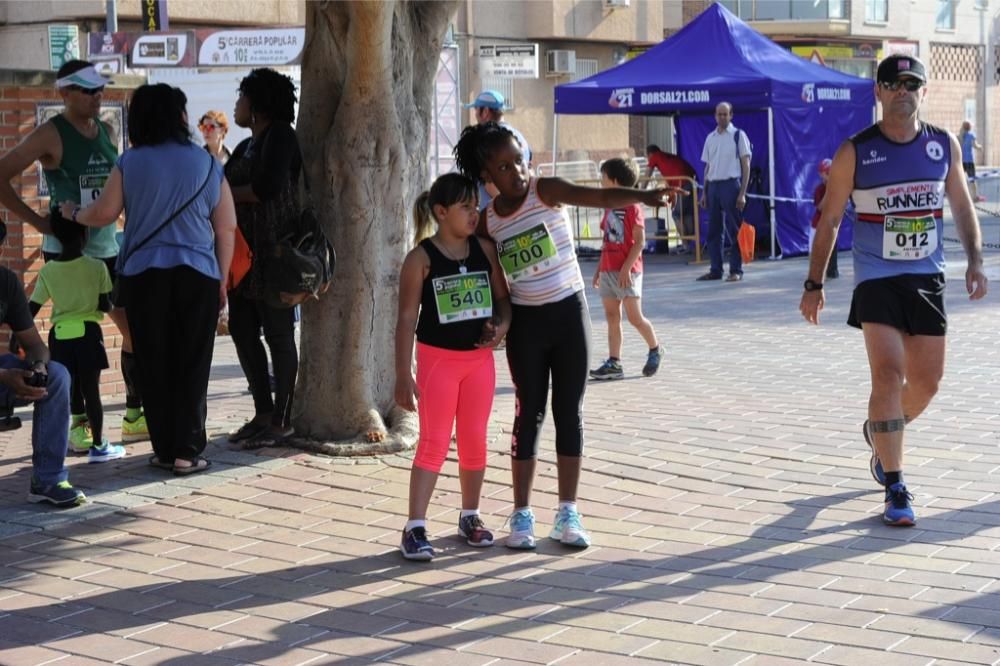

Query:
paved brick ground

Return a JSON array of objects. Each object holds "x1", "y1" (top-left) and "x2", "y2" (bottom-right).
[{"x1": 1, "y1": 216, "x2": 1000, "y2": 665}]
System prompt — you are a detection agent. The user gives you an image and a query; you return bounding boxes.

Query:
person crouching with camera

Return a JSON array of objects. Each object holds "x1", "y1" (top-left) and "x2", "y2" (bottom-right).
[{"x1": 0, "y1": 265, "x2": 85, "y2": 507}]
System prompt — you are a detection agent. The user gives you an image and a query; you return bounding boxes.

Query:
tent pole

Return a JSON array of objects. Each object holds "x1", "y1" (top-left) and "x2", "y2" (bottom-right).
[
  {"x1": 552, "y1": 113, "x2": 559, "y2": 177},
  {"x1": 767, "y1": 107, "x2": 777, "y2": 259}
]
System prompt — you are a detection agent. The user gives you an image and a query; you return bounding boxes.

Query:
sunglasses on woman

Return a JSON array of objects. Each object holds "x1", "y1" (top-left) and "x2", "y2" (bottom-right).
[
  {"x1": 879, "y1": 79, "x2": 923, "y2": 92},
  {"x1": 200, "y1": 123, "x2": 220, "y2": 132}
]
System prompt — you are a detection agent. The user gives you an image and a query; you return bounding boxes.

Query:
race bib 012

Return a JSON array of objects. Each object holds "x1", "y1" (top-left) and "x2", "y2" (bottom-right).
[
  {"x1": 498, "y1": 223, "x2": 559, "y2": 281},
  {"x1": 433, "y1": 271, "x2": 492, "y2": 324},
  {"x1": 883, "y1": 214, "x2": 938, "y2": 260}
]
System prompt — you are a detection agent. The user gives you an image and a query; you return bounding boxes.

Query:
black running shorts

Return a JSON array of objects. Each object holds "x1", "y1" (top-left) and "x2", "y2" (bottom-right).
[{"x1": 848, "y1": 272, "x2": 947, "y2": 336}]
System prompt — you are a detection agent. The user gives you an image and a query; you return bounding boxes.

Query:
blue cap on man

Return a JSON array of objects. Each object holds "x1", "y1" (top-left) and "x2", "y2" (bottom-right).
[{"x1": 464, "y1": 90, "x2": 505, "y2": 110}]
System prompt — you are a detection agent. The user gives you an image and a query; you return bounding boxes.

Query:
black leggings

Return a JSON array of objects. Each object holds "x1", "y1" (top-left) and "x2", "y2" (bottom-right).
[
  {"x1": 228, "y1": 289, "x2": 298, "y2": 427},
  {"x1": 506, "y1": 291, "x2": 591, "y2": 460},
  {"x1": 71, "y1": 370, "x2": 103, "y2": 441}
]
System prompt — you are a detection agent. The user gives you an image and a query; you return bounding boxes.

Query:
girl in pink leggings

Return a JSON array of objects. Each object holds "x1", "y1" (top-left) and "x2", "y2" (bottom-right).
[{"x1": 394, "y1": 173, "x2": 511, "y2": 561}]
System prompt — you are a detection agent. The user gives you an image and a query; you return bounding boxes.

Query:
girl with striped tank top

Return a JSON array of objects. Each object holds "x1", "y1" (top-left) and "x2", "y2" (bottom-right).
[
  {"x1": 394, "y1": 173, "x2": 511, "y2": 561},
  {"x1": 454, "y1": 122, "x2": 676, "y2": 549}
]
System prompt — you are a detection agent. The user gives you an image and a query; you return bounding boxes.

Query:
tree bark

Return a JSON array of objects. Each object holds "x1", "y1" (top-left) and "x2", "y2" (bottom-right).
[{"x1": 290, "y1": 0, "x2": 456, "y2": 454}]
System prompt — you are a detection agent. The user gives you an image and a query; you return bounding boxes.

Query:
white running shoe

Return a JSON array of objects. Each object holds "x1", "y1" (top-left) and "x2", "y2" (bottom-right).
[
  {"x1": 550, "y1": 505, "x2": 591, "y2": 548},
  {"x1": 505, "y1": 508, "x2": 536, "y2": 549}
]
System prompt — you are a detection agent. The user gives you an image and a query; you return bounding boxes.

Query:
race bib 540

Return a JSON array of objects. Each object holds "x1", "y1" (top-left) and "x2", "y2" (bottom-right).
[{"x1": 433, "y1": 271, "x2": 492, "y2": 324}]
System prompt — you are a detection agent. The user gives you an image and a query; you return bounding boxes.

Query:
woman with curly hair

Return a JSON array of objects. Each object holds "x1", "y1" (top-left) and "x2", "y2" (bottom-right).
[{"x1": 225, "y1": 68, "x2": 303, "y2": 443}]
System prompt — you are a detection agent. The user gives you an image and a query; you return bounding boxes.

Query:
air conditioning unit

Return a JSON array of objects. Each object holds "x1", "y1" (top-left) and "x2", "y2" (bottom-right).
[
  {"x1": 605, "y1": 0, "x2": 631, "y2": 8},
  {"x1": 546, "y1": 50, "x2": 577, "y2": 76}
]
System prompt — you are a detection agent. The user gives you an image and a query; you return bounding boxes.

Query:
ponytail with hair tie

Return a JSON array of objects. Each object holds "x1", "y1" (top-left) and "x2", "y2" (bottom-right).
[
  {"x1": 411, "y1": 173, "x2": 479, "y2": 247},
  {"x1": 412, "y1": 191, "x2": 436, "y2": 246}
]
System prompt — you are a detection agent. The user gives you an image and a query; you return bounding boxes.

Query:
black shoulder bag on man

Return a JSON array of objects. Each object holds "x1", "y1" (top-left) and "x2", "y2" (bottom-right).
[{"x1": 112, "y1": 156, "x2": 214, "y2": 308}]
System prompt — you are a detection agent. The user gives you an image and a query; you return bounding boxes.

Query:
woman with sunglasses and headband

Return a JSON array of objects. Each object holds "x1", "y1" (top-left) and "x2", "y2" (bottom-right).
[
  {"x1": 0, "y1": 59, "x2": 149, "y2": 448},
  {"x1": 199, "y1": 111, "x2": 232, "y2": 165}
]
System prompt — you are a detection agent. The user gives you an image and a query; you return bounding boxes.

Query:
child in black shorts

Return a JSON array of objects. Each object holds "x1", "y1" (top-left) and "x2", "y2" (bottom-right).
[{"x1": 29, "y1": 215, "x2": 125, "y2": 463}]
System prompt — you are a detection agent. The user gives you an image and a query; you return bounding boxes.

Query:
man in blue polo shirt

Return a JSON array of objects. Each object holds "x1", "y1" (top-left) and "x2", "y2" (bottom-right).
[{"x1": 698, "y1": 101, "x2": 751, "y2": 282}]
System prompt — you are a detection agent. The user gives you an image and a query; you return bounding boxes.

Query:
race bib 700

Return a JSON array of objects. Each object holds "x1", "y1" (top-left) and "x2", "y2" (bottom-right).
[{"x1": 498, "y1": 224, "x2": 559, "y2": 281}]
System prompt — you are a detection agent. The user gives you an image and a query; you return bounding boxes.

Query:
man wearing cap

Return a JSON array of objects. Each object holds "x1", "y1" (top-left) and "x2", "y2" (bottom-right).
[
  {"x1": 800, "y1": 54, "x2": 988, "y2": 527},
  {"x1": 0, "y1": 59, "x2": 148, "y2": 447},
  {"x1": 466, "y1": 89, "x2": 531, "y2": 211}
]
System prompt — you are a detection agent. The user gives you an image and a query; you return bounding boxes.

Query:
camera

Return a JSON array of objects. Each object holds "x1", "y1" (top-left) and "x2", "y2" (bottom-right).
[{"x1": 25, "y1": 370, "x2": 48, "y2": 388}]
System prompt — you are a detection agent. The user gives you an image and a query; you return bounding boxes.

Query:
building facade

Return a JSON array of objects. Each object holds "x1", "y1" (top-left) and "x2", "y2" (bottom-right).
[
  {"x1": 711, "y1": 0, "x2": 997, "y2": 164},
  {"x1": 0, "y1": 0, "x2": 304, "y2": 395},
  {"x1": 459, "y1": 0, "x2": 998, "y2": 167}
]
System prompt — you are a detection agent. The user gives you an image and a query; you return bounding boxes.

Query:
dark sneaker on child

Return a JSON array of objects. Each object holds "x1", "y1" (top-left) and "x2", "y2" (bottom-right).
[
  {"x1": 862, "y1": 420, "x2": 887, "y2": 487},
  {"x1": 400, "y1": 526, "x2": 435, "y2": 561},
  {"x1": 458, "y1": 514, "x2": 494, "y2": 547},
  {"x1": 696, "y1": 272, "x2": 722, "y2": 281},
  {"x1": 28, "y1": 479, "x2": 85, "y2": 507},
  {"x1": 883, "y1": 482, "x2": 915, "y2": 526},
  {"x1": 590, "y1": 359, "x2": 624, "y2": 381},
  {"x1": 642, "y1": 347, "x2": 663, "y2": 377}
]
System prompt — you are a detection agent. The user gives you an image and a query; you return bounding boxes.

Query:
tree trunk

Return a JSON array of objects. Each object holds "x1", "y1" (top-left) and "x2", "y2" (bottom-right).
[{"x1": 290, "y1": 0, "x2": 456, "y2": 453}]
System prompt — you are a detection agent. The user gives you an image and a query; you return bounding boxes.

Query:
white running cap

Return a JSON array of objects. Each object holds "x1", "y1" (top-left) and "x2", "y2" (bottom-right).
[{"x1": 56, "y1": 65, "x2": 112, "y2": 89}]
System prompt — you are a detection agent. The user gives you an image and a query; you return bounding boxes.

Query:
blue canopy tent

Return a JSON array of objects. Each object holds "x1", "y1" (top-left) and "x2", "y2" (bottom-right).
[{"x1": 553, "y1": 3, "x2": 875, "y2": 257}]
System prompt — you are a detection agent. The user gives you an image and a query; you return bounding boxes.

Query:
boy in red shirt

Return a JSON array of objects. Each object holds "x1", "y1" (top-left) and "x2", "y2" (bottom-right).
[
  {"x1": 810, "y1": 158, "x2": 839, "y2": 279},
  {"x1": 590, "y1": 159, "x2": 663, "y2": 380}
]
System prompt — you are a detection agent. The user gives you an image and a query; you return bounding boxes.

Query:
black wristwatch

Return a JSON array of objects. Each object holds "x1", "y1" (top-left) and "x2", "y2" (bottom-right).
[{"x1": 803, "y1": 279, "x2": 824, "y2": 292}]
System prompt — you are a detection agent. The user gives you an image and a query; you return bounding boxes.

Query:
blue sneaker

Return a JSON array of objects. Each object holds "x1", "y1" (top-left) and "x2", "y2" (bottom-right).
[
  {"x1": 642, "y1": 347, "x2": 664, "y2": 377},
  {"x1": 550, "y1": 506, "x2": 591, "y2": 548},
  {"x1": 883, "y1": 482, "x2": 916, "y2": 527},
  {"x1": 505, "y1": 508, "x2": 536, "y2": 549},
  {"x1": 88, "y1": 439, "x2": 127, "y2": 464},
  {"x1": 862, "y1": 420, "x2": 887, "y2": 487},
  {"x1": 589, "y1": 359, "x2": 624, "y2": 381},
  {"x1": 400, "y1": 526, "x2": 434, "y2": 561}
]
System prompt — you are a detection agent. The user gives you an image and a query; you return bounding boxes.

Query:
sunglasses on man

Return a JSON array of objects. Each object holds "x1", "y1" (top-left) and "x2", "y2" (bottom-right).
[
  {"x1": 879, "y1": 79, "x2": 923, "y2": 92},
  {"x1": 67, "y1": 85, "x2": 105, "y2": 96}
]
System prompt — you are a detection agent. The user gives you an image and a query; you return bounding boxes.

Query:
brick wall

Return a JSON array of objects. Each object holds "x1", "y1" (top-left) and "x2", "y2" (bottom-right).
[
  {"x1": 0, "y1": 83, "x2": 131, "y2": 398},
  {"x1": 924, "y1": 43, "x2": 983, "y2": 157},
  {"x1": 628, "y1": 115, "x2": 645, "y2": 158},
  {"x1": 922, "y1": 77, "x2": 978, "y2": 136}
]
